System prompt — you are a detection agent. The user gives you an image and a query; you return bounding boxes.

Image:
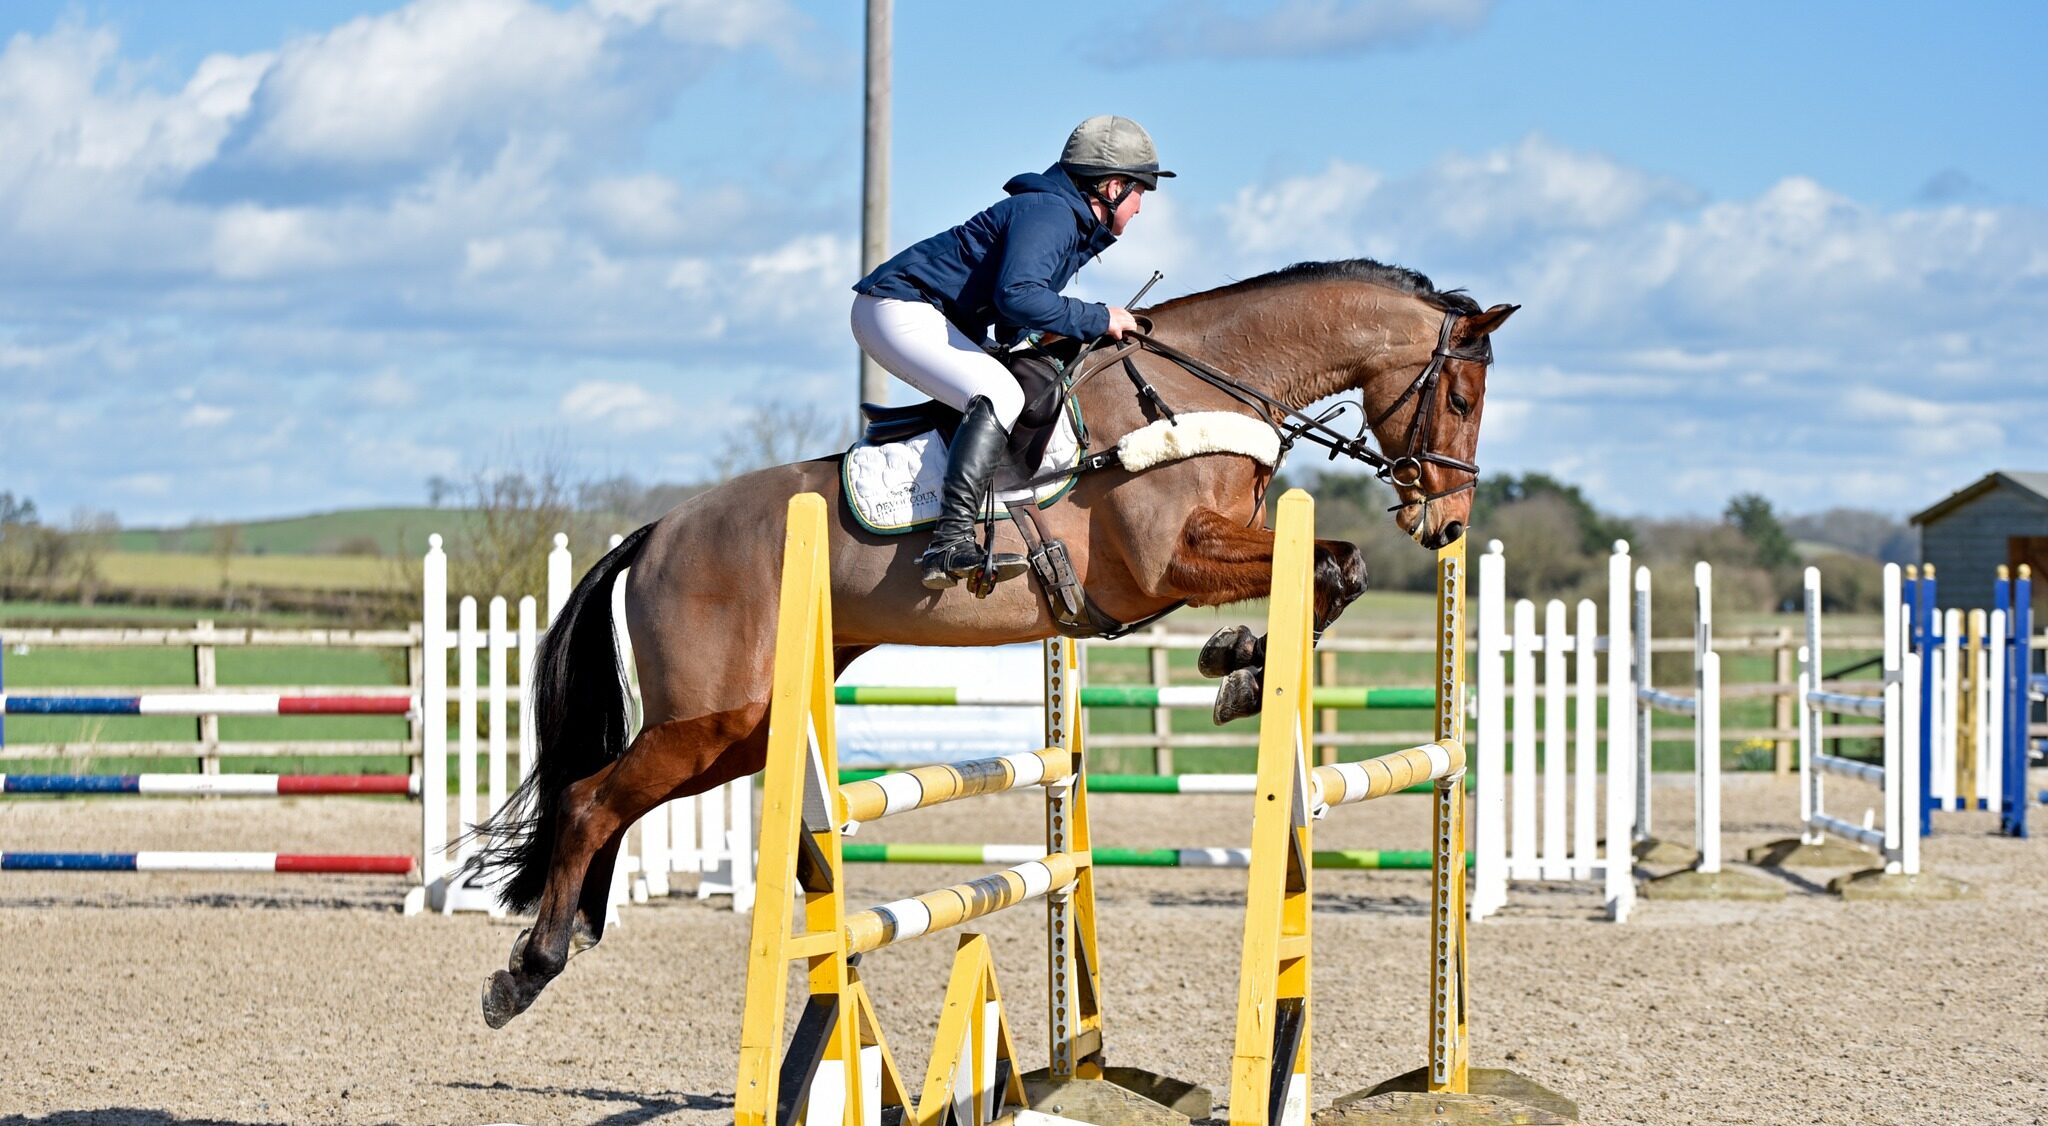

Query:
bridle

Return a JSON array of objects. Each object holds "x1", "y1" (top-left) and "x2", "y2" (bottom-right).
[
  {"x1": 1365, "y1": 309, "x2": 1488, "y2": 503},
  {"x1": 1122, "y1": 307, "x2": 1490, "y2": 514}
]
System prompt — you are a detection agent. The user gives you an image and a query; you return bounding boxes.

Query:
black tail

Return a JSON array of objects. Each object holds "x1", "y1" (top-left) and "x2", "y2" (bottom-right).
[{"x1": 475, "y1": 523, "x2": 656, "y2": 912}]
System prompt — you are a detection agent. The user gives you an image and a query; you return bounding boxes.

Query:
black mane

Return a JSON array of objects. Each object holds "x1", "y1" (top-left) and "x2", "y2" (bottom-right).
[{"x1": 1173, "y1": 258, "x2": 1482, "y2": 316}]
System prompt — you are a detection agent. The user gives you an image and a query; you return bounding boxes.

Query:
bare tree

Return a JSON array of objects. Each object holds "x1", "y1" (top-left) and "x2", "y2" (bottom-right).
[
  {"x1": 712, "y1": 401, "x2": 849, "y2": 482},
  {"x1": 211, "y1": 523, "x2": 243, "y2": 589},
  {"x1": 66, "y1": 508, "x2": 118, "y2": 601},
  {"x1": 447, "y1": 456, "x2": 589, "y2": 602}
]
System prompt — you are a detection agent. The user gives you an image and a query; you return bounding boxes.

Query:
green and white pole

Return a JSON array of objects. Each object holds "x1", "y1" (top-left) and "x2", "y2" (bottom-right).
[
  {"x1": 834, "y1": 685, "x2": 1435, "y2": 709},
  {"x1": 839, "y1": 842, "x2": 1473, "y2": 870}
]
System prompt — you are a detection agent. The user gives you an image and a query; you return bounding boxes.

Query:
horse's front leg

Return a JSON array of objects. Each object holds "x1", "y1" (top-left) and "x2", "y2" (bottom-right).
[
  {"x1": 1194, "y1": 535, "x2": 1370, "y2": 678},
  {"x1": 1161, "y1": 511, "x2": 1367, "y2": 722}
]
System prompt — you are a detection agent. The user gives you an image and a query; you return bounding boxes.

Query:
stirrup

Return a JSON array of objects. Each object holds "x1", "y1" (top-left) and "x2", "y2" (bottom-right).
[{"x1": 920, "y1": 541, "x2": 1027, "y2": 593}]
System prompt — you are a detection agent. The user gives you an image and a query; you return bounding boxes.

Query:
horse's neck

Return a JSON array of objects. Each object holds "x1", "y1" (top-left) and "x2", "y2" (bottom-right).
[{"x1": 1147, "y1": 286, "x2": 1436, "y2": 410}]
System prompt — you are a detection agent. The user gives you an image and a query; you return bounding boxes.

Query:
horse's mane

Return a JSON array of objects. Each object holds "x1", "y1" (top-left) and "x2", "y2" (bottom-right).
[{"x1": 1151, "y1": 258, "x2": 1482, "y2": 316}]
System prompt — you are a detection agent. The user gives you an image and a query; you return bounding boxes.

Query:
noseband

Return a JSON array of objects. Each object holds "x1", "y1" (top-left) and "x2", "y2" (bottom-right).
[{"x1": 1365, "y1": 310, "x2": 1488, "y2": 507}]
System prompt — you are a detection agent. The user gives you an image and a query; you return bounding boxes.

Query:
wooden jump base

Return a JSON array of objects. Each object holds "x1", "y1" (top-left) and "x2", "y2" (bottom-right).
[
  {"x1": 736, "y1": 494, "x2": 1201, "y2": 1126},
  {"x1": 1, "y1": 852, "x2": 413, "y2": 874},
  {"x1": 1227, "y1": 491, "x2": 1573, "y2": 1126}
]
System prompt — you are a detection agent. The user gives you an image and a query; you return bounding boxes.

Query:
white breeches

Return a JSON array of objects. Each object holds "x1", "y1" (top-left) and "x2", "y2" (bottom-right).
[{"x1": 850, "y1": 294, "x2": 1024, "y2": 429}]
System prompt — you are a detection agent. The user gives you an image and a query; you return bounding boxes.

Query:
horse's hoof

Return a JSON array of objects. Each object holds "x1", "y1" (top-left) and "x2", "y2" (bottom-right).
[
  {"x1": 1198, "y1": 625, "x2": 1260, "y2": 678},
  {"x1": 1214, "y1": 667, "x2": 1265, "y2": 724},
  {"x1": 571, "y1": 916, "x2": 601, "y2": 956},
  {"x1": 482, "y1": 970, "x2": 532, "y2": 1030},
  {"x1": 507, "y1": 928, "x2": 532, "y2": 973}
]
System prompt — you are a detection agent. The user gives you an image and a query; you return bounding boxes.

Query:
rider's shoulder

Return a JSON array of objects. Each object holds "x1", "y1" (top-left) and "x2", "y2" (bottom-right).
[{"x1": 992, "y1": 190, "x2": 1088, "y2": 243}]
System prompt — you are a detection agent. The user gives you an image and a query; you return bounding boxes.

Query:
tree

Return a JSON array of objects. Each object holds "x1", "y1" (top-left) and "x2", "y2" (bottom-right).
[
  {"x1": 1471, "y1": 472, "x2": 1632, "y2": 555},
  {"x1": 1295, "y1": 470, "x2": 1436, "y2": 592},
  {"x1": 0, "y1": 491, "x2": 36, "y2": 527},
  {"x1": 1783, "y1": 507, "x2": 1915, "y2": 564},
  {"x1": 1724, "y1": 493, "x2": 1797, "y2": 570}
]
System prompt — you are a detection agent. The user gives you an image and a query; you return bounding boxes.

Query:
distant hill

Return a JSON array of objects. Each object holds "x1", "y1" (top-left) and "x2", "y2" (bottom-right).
[{"x1": 114, "y1": 507, "x2": 488, "y2": 558}]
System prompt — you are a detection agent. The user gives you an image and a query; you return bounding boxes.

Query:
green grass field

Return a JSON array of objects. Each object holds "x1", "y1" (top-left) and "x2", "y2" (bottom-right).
[
  {"x1": 93, "y1": 551, "x2": 406, "y2": 592},
  {"x1": 112, "y1": 507, "x2": 473, "y2": 558}
]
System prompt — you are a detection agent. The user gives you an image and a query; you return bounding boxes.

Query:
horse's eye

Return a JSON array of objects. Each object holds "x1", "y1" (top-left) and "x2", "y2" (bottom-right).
[{"x1": 1449, "y1": 393, "x2": 1472, "y2": 415}]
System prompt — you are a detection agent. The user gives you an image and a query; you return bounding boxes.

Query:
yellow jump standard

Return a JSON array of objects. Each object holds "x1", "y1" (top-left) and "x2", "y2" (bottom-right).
[
  {"x1": 735, "y1": 493, "x2": 1202, "y2": 1126},
  {"x1": 1227, "y1": 491, "x2": 1579, "y2": 1126}
]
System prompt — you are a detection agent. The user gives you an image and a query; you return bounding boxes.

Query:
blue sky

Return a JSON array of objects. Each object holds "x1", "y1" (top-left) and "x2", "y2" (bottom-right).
[{"x1": 1, "y1": 0, "x2": 2043, "y2": 527}]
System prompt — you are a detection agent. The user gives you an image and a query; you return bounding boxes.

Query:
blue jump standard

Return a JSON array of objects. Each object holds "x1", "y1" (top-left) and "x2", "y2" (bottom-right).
[{"x1": 1905, "y1": 565, "x2": 2032, "y2": 839}]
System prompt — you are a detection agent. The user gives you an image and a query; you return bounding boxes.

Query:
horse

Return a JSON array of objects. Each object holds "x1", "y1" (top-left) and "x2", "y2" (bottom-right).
[{"x1": 477, "y1": 257, "x2": 1516, "y2": 1028}]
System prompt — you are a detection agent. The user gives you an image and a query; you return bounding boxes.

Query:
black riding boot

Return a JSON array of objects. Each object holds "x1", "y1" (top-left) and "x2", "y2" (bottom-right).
[{"x1": 920, "y1": 396, "x2": 1022, "y2": 590}]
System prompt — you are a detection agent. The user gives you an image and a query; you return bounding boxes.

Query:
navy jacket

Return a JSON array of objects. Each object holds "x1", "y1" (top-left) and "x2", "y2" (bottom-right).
[{"x1": 854, "y1": 165, "x2": 1116, "y2": 345}]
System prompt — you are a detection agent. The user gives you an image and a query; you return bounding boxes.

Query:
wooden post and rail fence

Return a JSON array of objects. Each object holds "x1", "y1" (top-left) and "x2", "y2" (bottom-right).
[{"x1": 3, "y1": 615, "x2": 2040, "y2": 776}]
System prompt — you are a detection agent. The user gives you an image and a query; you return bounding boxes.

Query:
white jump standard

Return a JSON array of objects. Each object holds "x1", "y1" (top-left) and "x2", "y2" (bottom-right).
[
  {"x1": 1749, "y1": 566, "x2": 1970, "y2": 900},
  {"x1": 1632, "y1": 561, "x2": 1781, "y2": 901}
]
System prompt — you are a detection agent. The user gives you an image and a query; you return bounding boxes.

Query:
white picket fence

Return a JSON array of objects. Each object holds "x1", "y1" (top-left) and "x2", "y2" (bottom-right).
[{"x1": 1469, "y1": 541, "x2": 1637, "y2": 922}]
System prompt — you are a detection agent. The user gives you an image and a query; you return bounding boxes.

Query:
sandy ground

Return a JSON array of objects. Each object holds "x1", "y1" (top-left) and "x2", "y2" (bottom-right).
[{"x1": 2, "y1": 769, "x2": 2046, "y2": 1126}]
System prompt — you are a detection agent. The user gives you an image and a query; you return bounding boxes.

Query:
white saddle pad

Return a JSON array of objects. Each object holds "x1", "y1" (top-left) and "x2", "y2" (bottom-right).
[{"x1": 843, "y1": 408, "x2": 1081, "y2": 535}]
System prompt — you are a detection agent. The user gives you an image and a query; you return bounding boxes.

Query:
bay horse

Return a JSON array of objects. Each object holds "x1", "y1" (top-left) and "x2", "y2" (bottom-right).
[{"x1": 477, "y1": 258, "x2": 1515, "y2": 1027}]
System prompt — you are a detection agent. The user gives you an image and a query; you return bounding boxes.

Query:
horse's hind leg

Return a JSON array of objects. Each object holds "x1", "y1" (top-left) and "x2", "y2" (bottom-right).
[{"x1": 483, "y1": 704, "x2": 768, "y2": 1028}]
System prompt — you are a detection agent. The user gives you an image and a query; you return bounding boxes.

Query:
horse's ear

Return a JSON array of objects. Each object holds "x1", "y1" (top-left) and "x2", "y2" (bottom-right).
[{"x1": 1460, "y1": 303, "x2": 1520, "y2": 339}]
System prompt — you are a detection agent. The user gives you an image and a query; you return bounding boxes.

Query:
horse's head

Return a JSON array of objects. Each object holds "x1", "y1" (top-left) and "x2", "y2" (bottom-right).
[
  {"x1": 1364, "y1": 300, "x2": 1517, "y2": 549},
  {"x1": 1137, "y1": 259, "x2": 1516, "y2": 549}
]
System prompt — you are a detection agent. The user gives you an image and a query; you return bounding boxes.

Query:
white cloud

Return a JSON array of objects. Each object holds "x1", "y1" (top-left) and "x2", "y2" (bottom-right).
[
  {"x1": 211, "y1": 205, "x2": 338, "y2": 278},
  {"x1": 2, "y1": 4, "x2": 2040, "y2": 526},
  {"x1": 1224, "y1": 161, "x2": 1383, "y2": 258},
  {"x1": 1112, "y1": 133, "x2": 2048, "y2": 516},
  {"x1": 560, "y1": 379, "x2": 678, "y2": 433},
  {"x1": 238, "y1": 0, "x2": 607, "y2": 168},
  {"x1": 112, "y1": 472, "x2": 172, "y2": 496},
  {"x1": 181, "y1": 403, "x2": 232, "y2": 428},
  {"x1": 362, "y1": 369, "x2": 419, "y2": 407}
]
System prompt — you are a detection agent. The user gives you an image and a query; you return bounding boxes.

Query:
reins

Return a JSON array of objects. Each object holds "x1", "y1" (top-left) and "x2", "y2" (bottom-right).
[{"x1": 1026, "y1": 310, "x2": 1488, "y2": 512}]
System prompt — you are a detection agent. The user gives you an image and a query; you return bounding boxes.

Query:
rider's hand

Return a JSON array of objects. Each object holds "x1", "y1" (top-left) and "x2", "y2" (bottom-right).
[{"x1": 1104, "y1": 306, "x2": 1140, "y2": 340}]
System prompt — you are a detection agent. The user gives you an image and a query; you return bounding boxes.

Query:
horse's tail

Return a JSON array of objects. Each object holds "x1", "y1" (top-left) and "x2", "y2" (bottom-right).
[{"x1": 476, "y1": 522, "x2": 657, "y2": 913}]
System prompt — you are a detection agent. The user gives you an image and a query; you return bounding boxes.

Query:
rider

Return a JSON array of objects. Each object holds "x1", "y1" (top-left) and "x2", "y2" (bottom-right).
[{"x1": 851, "y1": 114, "x2": 1172, "y2": 589}]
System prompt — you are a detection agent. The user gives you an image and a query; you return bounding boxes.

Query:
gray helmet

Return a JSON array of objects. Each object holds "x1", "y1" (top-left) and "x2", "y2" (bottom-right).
[{"x1": 1059, "y1": 115, "x2": 1175, "y2": 190}]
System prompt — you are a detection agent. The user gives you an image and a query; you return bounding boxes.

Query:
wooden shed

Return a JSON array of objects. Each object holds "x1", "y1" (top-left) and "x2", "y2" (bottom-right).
[{"x1": 1911, "y1": 470, "x2": 2048, "y2": 610}]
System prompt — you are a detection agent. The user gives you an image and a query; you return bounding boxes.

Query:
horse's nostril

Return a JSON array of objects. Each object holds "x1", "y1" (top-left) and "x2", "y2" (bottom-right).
[{"x1": 1442, "y1": 520, "x2": 1465, "y2": 543}]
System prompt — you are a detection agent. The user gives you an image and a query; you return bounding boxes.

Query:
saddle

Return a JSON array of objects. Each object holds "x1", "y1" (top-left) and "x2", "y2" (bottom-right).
[
  {"x1": 857, "y1": 341, "x2": 1078, "y2": 470},
  {"x1": 853, "y1": 340, "x2": 1135, "y2": 627}
]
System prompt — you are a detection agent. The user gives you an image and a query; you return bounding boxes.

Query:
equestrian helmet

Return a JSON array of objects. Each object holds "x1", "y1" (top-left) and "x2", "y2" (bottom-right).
[{"x1": 1059, "y1": 115, "x2": 1175, "y2": 189}]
